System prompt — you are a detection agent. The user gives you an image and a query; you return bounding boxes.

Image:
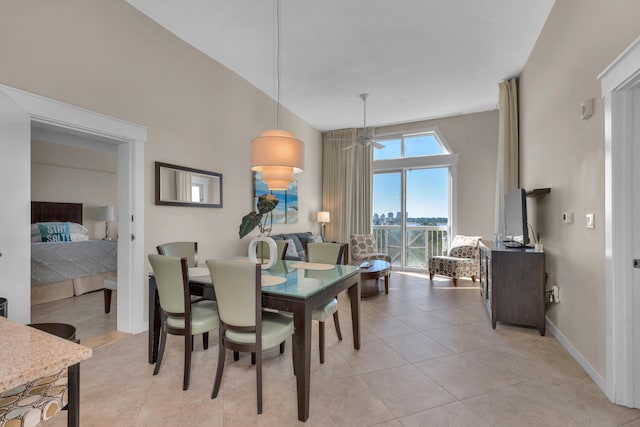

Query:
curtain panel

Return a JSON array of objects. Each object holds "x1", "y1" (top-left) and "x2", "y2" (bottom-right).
[
  {"x1": 494, "y1": 78, "x2": 519, "y2": 237},
  {"x1": 322, "y1": 129, "x2": 372, "y2": 244}
]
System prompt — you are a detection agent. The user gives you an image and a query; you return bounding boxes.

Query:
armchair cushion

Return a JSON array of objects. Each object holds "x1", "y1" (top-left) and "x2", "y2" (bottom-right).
[
  {"x1": 350, "y1": 233, "x2": 391, "y2": 263},
  {"x1": 429, "y1": 235, "x2": 481, "y2": 284}
]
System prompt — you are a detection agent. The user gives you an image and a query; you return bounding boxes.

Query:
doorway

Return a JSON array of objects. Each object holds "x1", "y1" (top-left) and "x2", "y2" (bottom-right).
[
  {"x1": 0, "y1": 84, "x2": 147, "y2": 334},
  {"x1": 599, "y1": 36, "x2": 640, "y2": 408}
]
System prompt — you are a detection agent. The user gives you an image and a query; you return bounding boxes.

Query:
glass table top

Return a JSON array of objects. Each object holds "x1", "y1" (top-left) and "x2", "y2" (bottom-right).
[{"x1": 189, "y1": 260, "x2": 360, "y2": 298}]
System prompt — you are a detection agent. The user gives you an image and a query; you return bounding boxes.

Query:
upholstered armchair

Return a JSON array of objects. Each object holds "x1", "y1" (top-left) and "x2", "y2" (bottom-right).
[
  {"x1": 428, "y1": 235, "x2": 481, "y2": 286},
  {"x1": 349, "y1": 233, "x2": 391, "y2": 264}
]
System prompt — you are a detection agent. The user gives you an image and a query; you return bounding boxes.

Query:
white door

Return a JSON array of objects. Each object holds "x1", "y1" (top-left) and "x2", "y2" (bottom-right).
[
  {"x1": 0, "y1": 90, "x2": 31, "y2": 323},
  {"x1": 633, "y1": 88, "x2": 640, "y2": 407}
]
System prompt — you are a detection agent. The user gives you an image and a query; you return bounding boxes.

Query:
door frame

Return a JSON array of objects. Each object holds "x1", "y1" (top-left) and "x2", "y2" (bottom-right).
[
  {"x1": 598, "y1": 35, "x2": 640, "y2": 407},
  {"x1": 0, "y1": 84, "x2": 147, "y2": 334}
]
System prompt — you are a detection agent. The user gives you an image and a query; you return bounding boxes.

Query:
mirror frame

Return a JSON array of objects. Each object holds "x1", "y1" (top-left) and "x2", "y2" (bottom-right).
[{"x1": 155, "y1": 161, "x2": 223, "y2": 208}]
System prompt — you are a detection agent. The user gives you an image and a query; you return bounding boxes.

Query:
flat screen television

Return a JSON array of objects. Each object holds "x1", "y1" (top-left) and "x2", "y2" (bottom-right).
[{"x1": 504, "y1": 188, "x2": 529, "y2": 246}]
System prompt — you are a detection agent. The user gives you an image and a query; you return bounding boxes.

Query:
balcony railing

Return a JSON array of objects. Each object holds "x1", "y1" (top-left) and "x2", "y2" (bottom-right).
[{"x1": 373, "y1": 225, "x2": 448, "y2": 269}]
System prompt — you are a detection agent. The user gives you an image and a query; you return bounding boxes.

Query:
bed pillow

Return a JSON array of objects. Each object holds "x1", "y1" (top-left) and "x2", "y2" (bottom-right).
[
  {"x1": 38, "y1": 222, "x2": 71, "y2": 243},
  {"x1": 31, "y1": 224, "x2": 42, "y2": 242},
  {"x1": 69, "y1": 223, "x2": 89, "y2": 235},
  {"x1": 32, "y1": 222, "x2": 88, "y2": 242},
  {"x1": 70, "y1": 233, "x2": 89, "y2": 242}
]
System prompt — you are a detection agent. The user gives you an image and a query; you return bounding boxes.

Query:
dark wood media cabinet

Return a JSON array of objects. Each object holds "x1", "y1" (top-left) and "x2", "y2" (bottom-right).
[{"x1": 479, "y1": 242, "x2": 546, "y2": 335}]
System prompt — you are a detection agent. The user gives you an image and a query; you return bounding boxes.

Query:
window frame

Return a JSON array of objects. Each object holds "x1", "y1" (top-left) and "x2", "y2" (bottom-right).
[{"x1": 372, "y1": 127, "x2": 459, "y2": 270}]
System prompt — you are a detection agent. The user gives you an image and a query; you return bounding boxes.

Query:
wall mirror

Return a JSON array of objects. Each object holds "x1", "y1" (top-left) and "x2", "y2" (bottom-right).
[{"x1": 155, "y1": 161, "x2": 223, "y2": 208}]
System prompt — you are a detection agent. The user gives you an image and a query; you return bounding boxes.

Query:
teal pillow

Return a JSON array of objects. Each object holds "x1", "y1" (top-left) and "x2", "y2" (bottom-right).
[{"x1": 38, "y1": 222, "x2": 71, "y2": 243}]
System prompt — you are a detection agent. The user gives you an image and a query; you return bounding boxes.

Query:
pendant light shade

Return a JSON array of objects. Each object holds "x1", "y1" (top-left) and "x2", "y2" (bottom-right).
[{"x1": 251, "y1": 129, "x2": 304, "y2": 190}]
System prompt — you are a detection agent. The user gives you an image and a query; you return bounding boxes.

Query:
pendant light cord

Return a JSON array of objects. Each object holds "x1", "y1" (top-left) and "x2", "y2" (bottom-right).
[{"x1": 273, "y1": 0, "x2": 281, "y2": 129}]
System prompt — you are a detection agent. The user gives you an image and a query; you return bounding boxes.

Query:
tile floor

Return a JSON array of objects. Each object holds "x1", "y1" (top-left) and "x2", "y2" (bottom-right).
[{"x1": 35, "y1": 272, "x2": 640, "y2": 426}]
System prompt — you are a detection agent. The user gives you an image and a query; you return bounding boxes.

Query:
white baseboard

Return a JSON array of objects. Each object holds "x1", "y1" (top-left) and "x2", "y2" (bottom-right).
[{"x1": 545, "y1": 317, "x2": 607, "y2": 393}]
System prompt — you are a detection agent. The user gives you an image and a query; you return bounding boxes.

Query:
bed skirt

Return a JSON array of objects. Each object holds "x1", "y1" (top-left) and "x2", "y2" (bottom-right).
[{"x1": 31, "y1": 271, "x2": 116, "y2": 305}]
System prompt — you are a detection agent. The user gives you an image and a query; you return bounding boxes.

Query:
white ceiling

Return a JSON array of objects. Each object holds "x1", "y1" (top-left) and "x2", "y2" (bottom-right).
[{"x1": 127, "y1": 0, "x2": 555, "y2": 131}]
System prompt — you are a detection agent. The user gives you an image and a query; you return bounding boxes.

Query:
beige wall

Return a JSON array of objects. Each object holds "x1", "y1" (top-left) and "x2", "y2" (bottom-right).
[
  {"x1": 519, "y1": 0, "x2": 640, "y2": 376},
  {"x1": 31, "y1": 140, "x2": 118, "y2": 239},
  {"x1": 376, "y1": 110, "x2": 499, "y2": 241},
  {"x1": 1, "y1": 1, "x2": 322, "y2": 269}
]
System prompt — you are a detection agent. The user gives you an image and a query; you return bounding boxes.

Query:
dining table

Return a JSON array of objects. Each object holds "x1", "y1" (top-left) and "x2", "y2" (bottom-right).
[{"x1": 147, "y1": 259, "x2": 361, "y2": 422}]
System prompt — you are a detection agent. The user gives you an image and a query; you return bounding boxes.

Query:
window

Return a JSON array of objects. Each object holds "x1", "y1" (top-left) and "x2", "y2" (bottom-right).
[
  {"x1": 374, "y1": 131, "x2": 448, "y2": 161},
  {"x1": 372, "y1": 129, "x2": 457, "y2": 270}
]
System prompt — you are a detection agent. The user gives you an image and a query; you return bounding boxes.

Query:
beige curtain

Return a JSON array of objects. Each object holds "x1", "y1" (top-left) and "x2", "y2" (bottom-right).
[
  {"x1": 494, "y1": 78, "x2": 519, "y2": 237},
  {"x1": 322, "y1": 129, "x2": 372, "y2": 244},
  {"x1": 176, "y1": 170, "x2": 192, "y2": 202}
]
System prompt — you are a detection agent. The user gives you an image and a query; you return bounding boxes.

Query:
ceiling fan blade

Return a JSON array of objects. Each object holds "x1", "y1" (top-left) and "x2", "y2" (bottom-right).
[
  {"x1": 342, "y1": 143, "x2": 357, "y2": 151},
  {"x1": 372, "y1": 141, "x2": 385, "y2": 149}
]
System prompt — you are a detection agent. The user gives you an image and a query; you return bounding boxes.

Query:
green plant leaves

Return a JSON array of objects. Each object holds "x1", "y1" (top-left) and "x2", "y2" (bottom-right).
[
  {"x1": 238, "y1": 194, "x2": 280, "y2": 238},
  {"x1": 257, "y1": 194, "x2": 279, "y2": 214}
]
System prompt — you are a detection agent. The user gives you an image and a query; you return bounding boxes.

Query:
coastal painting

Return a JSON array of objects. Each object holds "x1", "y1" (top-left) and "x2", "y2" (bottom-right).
[{"x1": 253, "y1": 172, "x2": 298, "y2": 224}]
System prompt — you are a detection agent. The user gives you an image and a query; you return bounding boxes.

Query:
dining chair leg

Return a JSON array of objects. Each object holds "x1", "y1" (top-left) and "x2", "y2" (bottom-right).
[
  {"x1": 256, "y1": 349, "x2": 262, "y2": 414},
  {"x1": 211, "y1": 333, "x2": 226, "y2": 399},
  {"x1": 203, "y1": 332, "x2": 209, "y2": 350},
  {"x1": 279, "y1": 341, "x2": 285, "y2": 354},
  {"x1": 333, "y1": 311, "x2": 343, "y2": 341},
  {"x1": 319, "y1": 321, "x2": 325, "y2": 364},
  {"x1": 153, "y1": 330, "x2": 167, "y2": 375},
  {"x1": 233, "y1": 351, "x2": 239, "y2": 361},
  {"x1": 183, "y1": 333, "x2": 192, "y2": 390},
  {"x1": 251, "y1": 352, "x2": 256, "y2": 365}
]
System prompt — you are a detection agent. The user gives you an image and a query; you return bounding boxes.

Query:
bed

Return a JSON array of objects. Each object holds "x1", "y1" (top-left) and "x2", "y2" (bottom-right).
[{"x1": 31, "y1": 201, "x2": 117, "y2": 305}]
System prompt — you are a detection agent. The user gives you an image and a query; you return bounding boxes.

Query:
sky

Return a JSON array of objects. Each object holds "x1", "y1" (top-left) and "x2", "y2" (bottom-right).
[
  {"x1": 373, "y1": 168, "x2": 449, "y2": 219},
  {"x1": 372, "y1": 133, "x2": 449, "y2": 219}
]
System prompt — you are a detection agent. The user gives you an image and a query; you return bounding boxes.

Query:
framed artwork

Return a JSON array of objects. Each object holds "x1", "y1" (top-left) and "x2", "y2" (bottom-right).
[{"x1": 253, "y1": 172, "x2": 298, "y2": 224}]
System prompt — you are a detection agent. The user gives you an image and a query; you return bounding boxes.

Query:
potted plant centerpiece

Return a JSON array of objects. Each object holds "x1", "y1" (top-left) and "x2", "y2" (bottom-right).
[{"x1": 239, "y1": 194, "x2": 279, "y2": 268}]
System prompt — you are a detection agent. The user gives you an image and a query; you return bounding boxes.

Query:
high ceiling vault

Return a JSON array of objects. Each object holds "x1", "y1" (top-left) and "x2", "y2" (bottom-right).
[{"x1": 128, "y1": 0, "x2": 555, "y2": 131}]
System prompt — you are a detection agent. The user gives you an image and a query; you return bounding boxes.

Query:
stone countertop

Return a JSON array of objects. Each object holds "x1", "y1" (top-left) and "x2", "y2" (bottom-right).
[{"x1": 0, "y1": 317, "x2": 92, "y2": 392}]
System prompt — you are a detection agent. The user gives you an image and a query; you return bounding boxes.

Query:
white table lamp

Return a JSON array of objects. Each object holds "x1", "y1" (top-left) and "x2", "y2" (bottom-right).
[
  {"x1": 98, "y1": 205, "x2": 115, "y2": 240},
  {"x1": 317, "y1": 211, "x2": 330, "y2": 241}
]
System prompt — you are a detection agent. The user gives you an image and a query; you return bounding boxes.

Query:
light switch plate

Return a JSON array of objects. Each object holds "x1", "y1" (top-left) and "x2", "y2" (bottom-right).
[{"x1": 586, "y1": 213, "x2": 595, "y2": 229}]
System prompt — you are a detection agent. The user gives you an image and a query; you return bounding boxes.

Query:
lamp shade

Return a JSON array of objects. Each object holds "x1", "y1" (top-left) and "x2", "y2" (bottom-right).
[
  {"x1": 251, "y1": 129, "x2": 304, "y2": 190},
  {"x1": 317, "y1": 211, "x2": 330, "y2": 223},
  {"x1": 98, "y1": 206, "x2": 115, "y2": 222}
]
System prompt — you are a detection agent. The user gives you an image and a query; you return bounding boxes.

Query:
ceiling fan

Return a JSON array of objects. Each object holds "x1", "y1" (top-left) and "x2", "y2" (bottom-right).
[{"x1": 343, "y1": 93, "x2": 385, "y2": 151}]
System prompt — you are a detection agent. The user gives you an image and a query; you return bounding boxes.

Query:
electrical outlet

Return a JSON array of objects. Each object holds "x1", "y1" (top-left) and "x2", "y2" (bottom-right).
[{"x1": 552, "y1": 285, "x2": 560, "y2": 302}]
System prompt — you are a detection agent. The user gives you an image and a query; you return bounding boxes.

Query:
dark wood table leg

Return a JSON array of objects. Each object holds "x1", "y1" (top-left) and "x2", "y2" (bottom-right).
[
  {"x1": 384, "y1": 273, "x2": 389, "y2": 294},
  {"x1": 347, "y1": 277, "x2": 361, "y2": 349},
  {"x1": 104, "y1": 289, "x2": 112, "y2": 313},
  {"x1": 291, "y1": 304, "x2": 312, "y2": 421},
  {"x1": 148, "y1": 276, "x2": 160, "y2": 364},
  {"x1": 67, "y1": 362, "x2": 80, "y2": 427}
]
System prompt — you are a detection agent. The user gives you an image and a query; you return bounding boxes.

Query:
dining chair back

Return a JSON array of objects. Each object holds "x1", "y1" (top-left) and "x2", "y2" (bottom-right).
[
  {"x1": 256, "y1": 239, "x2": 289, "y2": 261},
  {"x1": 148, "y1": 254, "x2": 218, "y2": 390},
  {"x1": 307, "y1": 242, "x2": 344, "y2": 265},
  {"x1": 156, "y1": 241, "x2": 198, "y2": 267},
  {"x1": 206, "y1": 259, "x2": 294, "y2": 414},
  {"x1": 306, "y1": 242, "x2": 344, "y2": 363}
]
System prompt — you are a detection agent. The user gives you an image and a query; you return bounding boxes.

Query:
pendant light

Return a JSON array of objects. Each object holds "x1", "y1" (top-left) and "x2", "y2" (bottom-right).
[{"x1": 251, "y1": 0, "x2": 304, "y2": 191}]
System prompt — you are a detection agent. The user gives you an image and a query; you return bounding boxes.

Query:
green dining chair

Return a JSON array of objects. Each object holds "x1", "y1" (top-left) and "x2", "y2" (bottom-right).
[
  {"x1": 157, "y1": 241, "x2": 210, "y2": 348},
  {"x1": 156, "y1": 241, "x2": 198, "y2": 267},
  {"x1": 306, "y1": 242, "x2": 344, "y2": 363},
  {"x1": 206, "y1": 259, "x2": 294, "y2": 414},
  {"x1": 148, "y1": 254, "x2": 219, "y2": 390},
  {"x1": 256, "y1": 239, "x2": 289, "y2": 261}
]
